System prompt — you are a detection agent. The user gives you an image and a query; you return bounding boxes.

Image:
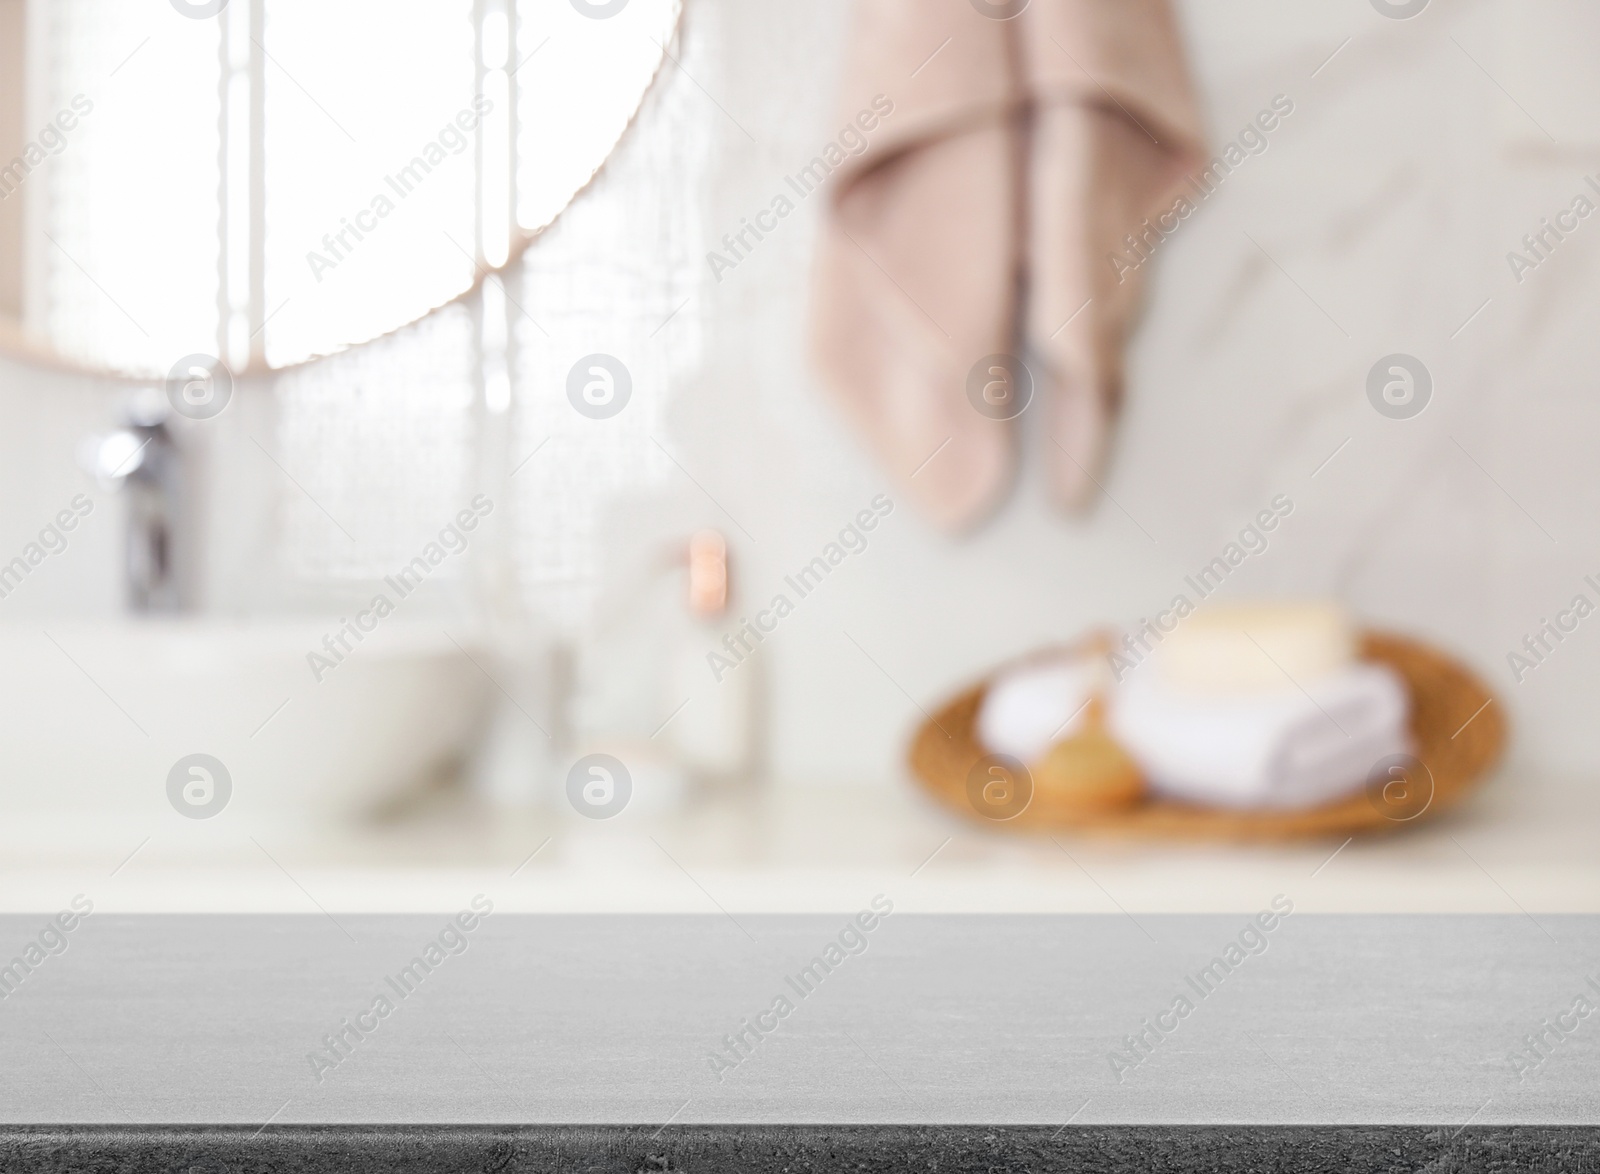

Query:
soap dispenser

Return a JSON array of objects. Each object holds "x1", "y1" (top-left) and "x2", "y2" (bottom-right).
[{"x1": 665, "y1": 529, "x2": 760, "y2": 789}]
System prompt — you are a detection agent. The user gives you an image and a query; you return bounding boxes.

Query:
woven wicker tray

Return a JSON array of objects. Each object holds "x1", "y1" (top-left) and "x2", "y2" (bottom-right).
[{"x1": 908, "y1": 631, "x2": 1506, "y2": 840}]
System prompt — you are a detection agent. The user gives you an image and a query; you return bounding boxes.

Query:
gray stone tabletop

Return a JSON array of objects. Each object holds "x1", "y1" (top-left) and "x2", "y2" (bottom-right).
[{"x1": 0, "y1": 907, "x2": 1596, "y2": 1128}]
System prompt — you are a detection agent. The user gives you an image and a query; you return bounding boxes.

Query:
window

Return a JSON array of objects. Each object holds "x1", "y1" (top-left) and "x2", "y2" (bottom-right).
[{"x1": 25, "y1": 0, "x2": 680, "y2": 376}]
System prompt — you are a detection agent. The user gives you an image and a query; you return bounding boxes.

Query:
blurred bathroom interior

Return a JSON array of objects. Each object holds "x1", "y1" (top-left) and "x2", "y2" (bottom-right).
[{"x1": 0, "y1": 0, "x2": 1597, "y2": 912}]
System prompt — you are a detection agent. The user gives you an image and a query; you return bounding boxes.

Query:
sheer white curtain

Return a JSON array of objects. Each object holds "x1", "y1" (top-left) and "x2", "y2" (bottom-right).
[
  {"x1": 507, "y1": 5, "x2": 711, "y2": 628},
  {"x1": 270, "y1": 0, "x2": 711, "y2": 621},
  {"x1": 35, "y1": 0, "x2": 221, "y2": 374},
  {"x1": 272, "y1": 304, "x2": 478, "y2": 581}
]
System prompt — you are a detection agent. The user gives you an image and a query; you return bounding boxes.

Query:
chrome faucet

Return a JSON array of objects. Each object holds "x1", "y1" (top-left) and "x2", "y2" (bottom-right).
[{"x1": 83, "y1": 389, "x2": 186, "y2": 613}]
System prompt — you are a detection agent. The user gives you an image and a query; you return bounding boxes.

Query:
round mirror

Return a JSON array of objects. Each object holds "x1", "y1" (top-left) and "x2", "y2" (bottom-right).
[{"x1": 0, "y1": 0, "x2": 681, "y2": 378}]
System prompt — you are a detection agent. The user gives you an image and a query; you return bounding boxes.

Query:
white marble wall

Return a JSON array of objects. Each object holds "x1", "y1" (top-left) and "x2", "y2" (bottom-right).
[{"x1": 653, "y1": 0, "x2": 1600, "y2": 785}]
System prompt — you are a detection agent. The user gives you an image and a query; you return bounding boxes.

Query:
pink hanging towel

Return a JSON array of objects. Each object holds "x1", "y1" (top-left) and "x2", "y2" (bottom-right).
[{"x1": 813, "y1": 0, "x2": 1206, "y2": 531}]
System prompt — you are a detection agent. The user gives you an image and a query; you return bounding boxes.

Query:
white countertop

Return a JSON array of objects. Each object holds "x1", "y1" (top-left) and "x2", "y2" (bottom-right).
[{"x1": 1, "y1": 763, "x2": 1594, "y2": 915}]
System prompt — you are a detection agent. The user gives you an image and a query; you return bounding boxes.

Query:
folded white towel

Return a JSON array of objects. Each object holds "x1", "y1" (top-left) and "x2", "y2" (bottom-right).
[
  {"x1": 976, "y1": 655, "x2": 1099, "y2": 763},
  {"x1": 1108, "y1": 663, "x2": 1411, "y2": 809}
]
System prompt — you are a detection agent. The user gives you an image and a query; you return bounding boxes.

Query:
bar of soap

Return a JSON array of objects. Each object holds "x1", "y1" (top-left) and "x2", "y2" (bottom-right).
[{"x1": 1155, "y1": 602, "x2": 1355, "y2": 694}]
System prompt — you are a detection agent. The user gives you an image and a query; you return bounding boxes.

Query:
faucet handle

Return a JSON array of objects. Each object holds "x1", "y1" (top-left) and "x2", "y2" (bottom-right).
[
  {"x1": 78, "y1": 430, "x2": 151, "y2": 488},
  {"x1": 80, "y1": 388, "x2": 175, "y2": 487}
]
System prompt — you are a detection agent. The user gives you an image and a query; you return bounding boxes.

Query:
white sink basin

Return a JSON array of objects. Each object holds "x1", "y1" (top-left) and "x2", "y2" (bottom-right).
[{"x1": 0, "y1": 620, "x2": 490, "y2": 824}]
